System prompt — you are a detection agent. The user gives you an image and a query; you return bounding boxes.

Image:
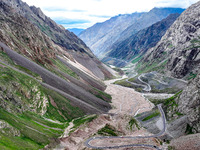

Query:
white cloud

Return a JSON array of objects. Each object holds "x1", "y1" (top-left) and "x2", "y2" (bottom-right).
[{"x1": 22, "y1": 0, "x2": 199, "y2": 29}]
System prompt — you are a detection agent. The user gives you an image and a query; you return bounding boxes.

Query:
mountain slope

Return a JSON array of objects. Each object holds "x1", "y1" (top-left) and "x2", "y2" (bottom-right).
[
  {"x1": 135, "y1": 1, "x2": 200, "y2": 134},
  {"x1": 106, "y1": 13, "x2": 180, "y2": 63},
  {"x1": 0, "y1": 1, "x2": 114, "y2": 148},
  {"x1": 117, "y1": 8, "x2": 185, "y2": 45},
  {"x1": 137, "y1": 1, "x2": 200, "y2": 79},
  {"x1": 175, "y1": 73, "x2": 200, "y2": 133},
  {"x1": 1, "y1": 0, "x2": 113, "y2": 80},
  {"x1": 1, "y1": 0, "x2": 91, "y2": 55},
  {"x1": 0, "y1": 0, "x2": 113, "y2": 113},
  {"x1": 79, "y1": 13, "x2": 144, "y2": 56},
  {"x1": 79, "y1": 8, "x2": 184, "y2": 58}
]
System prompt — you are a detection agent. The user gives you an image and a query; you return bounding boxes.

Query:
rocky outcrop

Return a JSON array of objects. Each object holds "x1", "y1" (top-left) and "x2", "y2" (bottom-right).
[
  {"x1": 162, "y1": 74, "x2": 200, "y2": 138},
  {"x1": 176, "y1": 73, "x2": 200, "y2": 133},
  {"x1": 140, "y1": 1, "x2": 200, "y2": 78},
  {"x1": 170, "y1": 133, "x2": 200, "y2": 150},
  {"x1": 0, "y1": 80, "x2": 48, "y2": 115},
  {"x1": 0, "y1": 1, "x2": 56, "y2": 65},
  {"x1": 0, "y1": 120, "x2": 20, "y2": 136},
  {"x1": 107, "y1": 13, "x2": 180, "y2": 61}
]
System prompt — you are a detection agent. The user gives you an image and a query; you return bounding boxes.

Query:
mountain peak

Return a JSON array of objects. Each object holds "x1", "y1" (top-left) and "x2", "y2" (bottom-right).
[{"x1": 30, "y1": 6, "x2": 46, "y2": 20}]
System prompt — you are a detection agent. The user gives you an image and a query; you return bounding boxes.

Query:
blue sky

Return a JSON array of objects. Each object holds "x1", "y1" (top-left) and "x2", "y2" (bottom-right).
[{"x1": 22, "y1": 0, "x2": 199, "y2": 29}]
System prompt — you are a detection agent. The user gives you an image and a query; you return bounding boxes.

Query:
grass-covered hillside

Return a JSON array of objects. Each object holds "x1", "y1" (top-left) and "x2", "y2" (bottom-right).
[{"x1": 0, "y1": 62, "x2": 87, "y2": 149}]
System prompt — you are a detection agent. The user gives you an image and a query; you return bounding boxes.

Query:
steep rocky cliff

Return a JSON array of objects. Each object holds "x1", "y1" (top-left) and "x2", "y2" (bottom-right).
[
  {"x1": 79, "y1": 7, "x2": 184, "y2": 58},
  {"x1": 0, "y1": 1, "x2": 56, "y2": 65},
  {"x1": 176, "y1": 73, "x2": 200, "y2": 133},
  {"x1": 138, "y1": 1, "x2": 200, "y2": 79},
  {"x1": 161, "y1": 73, "x2": 200, "y2": 138},
  {"x1": 107, "y1": 13, "x2": 180, "y2": 62}
]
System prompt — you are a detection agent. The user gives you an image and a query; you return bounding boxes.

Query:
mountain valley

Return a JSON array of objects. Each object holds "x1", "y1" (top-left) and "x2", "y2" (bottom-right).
[
  {"x1": 0, "y1": 0, "x2": 199, "y2": 150},
  {"x1": 79, "y1": 7, "x2": 185, "y2": 67},
  {"x1": 105, "y1": 13, "x2": 181, "y2": 66}
]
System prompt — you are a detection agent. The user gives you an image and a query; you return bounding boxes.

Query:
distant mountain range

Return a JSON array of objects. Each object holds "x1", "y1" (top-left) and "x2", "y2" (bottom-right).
[
  {"x1": 68, "y1": 28, "x2": 84, "y2": 35},
  {"x1": 79, "y1": 12, "x2": 145, "y2": 56},
  {"x1": 79, "y1": 7, "x2": 185, "y2": 65},
  {"x1": 105, "y1": 13, "x2": 180, "y2": 63}
]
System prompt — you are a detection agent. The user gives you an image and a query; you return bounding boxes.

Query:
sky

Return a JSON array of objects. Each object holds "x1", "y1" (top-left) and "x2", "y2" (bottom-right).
[{"x1": 22, "y1": 0, "x2": 199, "y2": 29}]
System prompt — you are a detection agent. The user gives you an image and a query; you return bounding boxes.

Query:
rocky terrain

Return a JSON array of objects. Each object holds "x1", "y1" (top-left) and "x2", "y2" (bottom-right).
[
  {"x1": 0, "y1": 0, "x2": 199, "y2": 149},
  {"x1": 170, "y1": 133, "x2": 200, "y2": 150},
  {"x1": 70, "y1": 2, "x2": 199, "y2": 150},
  {"x1": 0, "y1": 1, "x2": 56, "y2": 65},
  {"x1": 1, "y1": 0, "x2": 112, "y2": 80},
  {"x1": 1, "y1": 0, "x2": 91, "y2": 55},
  {"x1": 133, "y1": 1, "x2": 200, "y2": 135},
  {"x1": 121, "y1": 1, "x2": 200, "y2": 145},
  {"x1": 138, "y1": 1, "x2": 200, "y2": 79},
  {"x1": 167, "y1": 73, "x2": 200, "y2": 133},
  {"x1": 53, "y1": 72, "x2": 199, "y2": 150},
  {"x1": 55, "y1": 77, "x2": 159, "y2": 150},
  {"x1": 0, "y1": 0, "x2": 114, "y2": 111},
  {"x1": 79, "y1": 7, "x2": 184, "y2": 59},
  {"x1": 0, "y1": 0, "x2": 116, "y2": 149},
  {"x1": 107, "y1": 13, "x2": 180, "y2": 63}
]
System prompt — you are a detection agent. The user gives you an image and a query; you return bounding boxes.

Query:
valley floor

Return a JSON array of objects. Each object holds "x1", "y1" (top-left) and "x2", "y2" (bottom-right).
[
  {"x1": 55, "y1": 77, "x2": 166, "y2": 150},
  {"x1": 104, "y1": 76, "x2": 153, "y2": 115}
]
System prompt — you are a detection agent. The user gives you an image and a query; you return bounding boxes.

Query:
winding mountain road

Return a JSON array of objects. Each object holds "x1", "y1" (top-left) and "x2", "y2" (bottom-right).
[
  {"x1": 85, "y1": 104, "x2": 166, "y2": 149},
  {"x1": 138, "y1": 74, "x2": 151, "y2": 91},
  {"x1": 126, "y1": 74, "x2": 151, "y2": 92}
]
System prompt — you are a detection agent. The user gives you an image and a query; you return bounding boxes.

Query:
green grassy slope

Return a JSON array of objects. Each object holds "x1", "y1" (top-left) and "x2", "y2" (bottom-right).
[{"x1": 0, "y1": 63, "x2": 86, "y2": 149}]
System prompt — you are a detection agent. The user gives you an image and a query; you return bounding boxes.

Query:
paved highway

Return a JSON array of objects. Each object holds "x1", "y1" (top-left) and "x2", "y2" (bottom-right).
[{"x1": 85, "y1": 104, "x2": 166, "y2": 150}]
